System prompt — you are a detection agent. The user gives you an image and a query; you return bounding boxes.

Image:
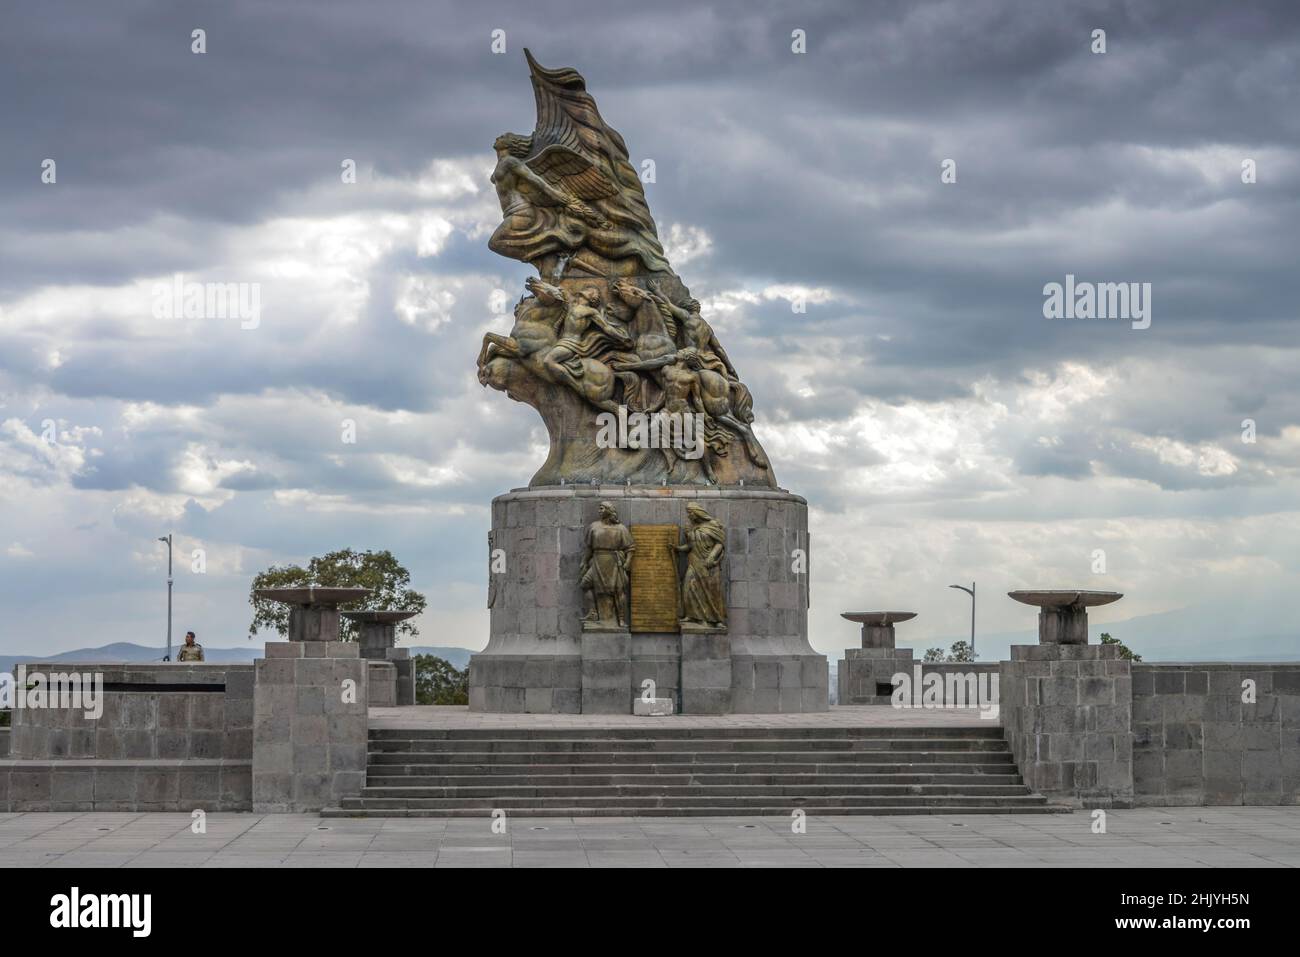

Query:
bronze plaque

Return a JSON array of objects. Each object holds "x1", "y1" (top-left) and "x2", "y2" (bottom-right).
[{"x1": 630, "y1": 524, "x2": 680, "y2": 633}]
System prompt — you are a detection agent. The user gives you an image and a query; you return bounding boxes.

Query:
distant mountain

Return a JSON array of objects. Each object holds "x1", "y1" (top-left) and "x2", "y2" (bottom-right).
[
  {"x1": 910, "y1": 601, "x2": 1298, "y2": 664},
  {"x1": 0, "y1": 642, "x2": 477, "y2": 674}
]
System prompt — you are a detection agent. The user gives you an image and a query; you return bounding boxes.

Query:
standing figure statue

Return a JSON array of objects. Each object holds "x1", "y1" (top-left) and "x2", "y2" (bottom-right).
[
  {"x1": 669, "y1": 503, "x2": 728, "y2": 630},
  {"x1": 580, "y1": 501, "x2": 636, "y2": 629}
]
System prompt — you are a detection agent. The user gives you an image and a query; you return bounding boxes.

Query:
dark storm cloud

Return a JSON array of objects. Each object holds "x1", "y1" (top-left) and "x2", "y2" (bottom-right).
[{"x1": 2, "y1": 0, "x2": 1299, "y2": 651}]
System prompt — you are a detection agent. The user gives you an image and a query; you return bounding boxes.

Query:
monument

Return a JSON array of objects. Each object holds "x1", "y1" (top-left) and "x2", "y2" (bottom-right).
[{"x1": 470, "y1": 50, "x2": 827, "y2": 713}]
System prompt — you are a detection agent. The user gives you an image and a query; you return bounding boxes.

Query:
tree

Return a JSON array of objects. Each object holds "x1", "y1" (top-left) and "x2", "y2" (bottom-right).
[
  {"x1": 922, "y1": 647, "x2": 946, "y2": 663},
  {"x1": 946, "y1": 640, "x2": 976, "y2": 662},
  {"x1": 415, "y1": 655, "x2": 469, "y2": 705},
  {"x1": 248, "y1": 548, "x2": 427, "y2": 642},
  {"x1": 1099, "y1": 632, "x2": 1142, "y2": 661}
]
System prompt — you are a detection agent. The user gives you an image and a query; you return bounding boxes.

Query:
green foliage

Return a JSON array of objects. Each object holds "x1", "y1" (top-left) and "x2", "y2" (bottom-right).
[
  {"x1": 1099, "y1": 632, "x2": 1142, "y2": 661},
  {"x1": 247, "y1": 548, "x2": 426, "y2": 642},
  {"x1": 923, "y1": 641, "x2": 977, "y2": 663},
  {"x1": 946, "y1": 640, "x2": 976, "y2": 662},
  {"x1": 415, "y1": 654, "x2": 469, "y2": 705}
]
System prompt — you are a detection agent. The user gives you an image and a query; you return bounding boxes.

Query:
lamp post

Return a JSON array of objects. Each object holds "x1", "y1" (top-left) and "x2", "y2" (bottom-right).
[
  {"x1": 158, "y1": 534, "x2": 173, "y2": 662},
  {"x1": 948, "y1": 582, "x2": 975, "y2": 659}
]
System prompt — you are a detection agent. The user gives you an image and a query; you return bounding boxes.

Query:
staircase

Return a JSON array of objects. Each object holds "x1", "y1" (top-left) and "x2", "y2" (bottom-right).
[{"x1": 322, "y1": 725, "x2": 1060, "y2": 817}]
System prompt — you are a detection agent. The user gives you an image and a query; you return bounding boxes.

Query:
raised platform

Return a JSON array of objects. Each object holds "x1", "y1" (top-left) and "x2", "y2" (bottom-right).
[{"x1": 471, "y1": 485, "x2": 827, "y2": 714}]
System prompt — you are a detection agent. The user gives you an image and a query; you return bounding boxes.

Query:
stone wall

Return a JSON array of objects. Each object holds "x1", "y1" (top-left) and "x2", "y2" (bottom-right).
[
  {"x1": 0, "y1": 663, "x2": 253, "y2": 811},
  {"x1": 1132, "y1": 663, "x2": 1300, "y2": 806},
  {"x1": 0, "y1": 760, "x2": 250, "y2": 812},
  {"x1": 7, "y1": 663, "x2": 253, "y2": 760},
  {"x1": 1001, "y1": 650, "x2": 1300, "y2": 808}
]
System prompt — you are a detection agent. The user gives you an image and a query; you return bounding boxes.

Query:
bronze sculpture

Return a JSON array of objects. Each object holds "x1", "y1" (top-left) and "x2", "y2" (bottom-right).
[
  {"x1": 477, "y1": 50, "x2": 776, "y2": 488},
  {"x1": 580, "y1": 501, "x2": 635, "y2": 630},
  {"x1": 670, "y1": 502, "x2": 728, "y2": 631}
]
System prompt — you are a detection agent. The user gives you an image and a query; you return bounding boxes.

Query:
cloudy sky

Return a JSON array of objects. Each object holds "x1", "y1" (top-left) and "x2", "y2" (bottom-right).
[{"x1": 1, "y1": 0, "x2": 1297, "y2": 662}]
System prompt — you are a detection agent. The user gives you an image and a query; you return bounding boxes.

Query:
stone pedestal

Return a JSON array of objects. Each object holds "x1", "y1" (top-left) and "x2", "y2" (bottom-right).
[
  {"x1": 1007, "y1": 590, "x2": 1123, "y2": 645},
  {"x1": 837, "y1": 611, "x2": 918, "y2": 706},
  {"x1": 469, "y1": 485, "x2": 827, "y2": 714},
  {"x1": 839, "y1": 647, "x2": 916, "y2": 705},
  {"x1": 366, "y1": 660, "x2": 397, "y2": 707},
  {"x1": 386, "y1": 648, "x2": 415, "y2": 706},
  {"x1": 581, "y1": 630, "x2": 632, "y2": 714},
  {"x1": 681, "y1": 631, "x2": 732, "y2": 714},
  {"x1": 254, "y1": 587, "x2": 372, "y2": 644},
  {"x1": 341, "y1": 610, "x2": 418, "y2": 707},
  {"x1": 252, "y1": 641, "x2": 368, "y2": 812}
]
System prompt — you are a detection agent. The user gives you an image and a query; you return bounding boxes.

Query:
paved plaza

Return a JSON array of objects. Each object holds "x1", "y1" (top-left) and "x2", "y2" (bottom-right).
[{"x1": 0, "y1": 807, "x2": 1296, "y2": 868}]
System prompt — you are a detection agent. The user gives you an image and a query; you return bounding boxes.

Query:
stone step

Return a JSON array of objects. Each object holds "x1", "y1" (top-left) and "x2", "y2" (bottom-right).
[
  {"x1": 367, "y1": 748, "x2": 1015, "y2": 765},
  {"x1": 367, "y1": 737, "x2": 1011, "y2": 754},
  {"x1": 367, "y1": 761, "x2": 1017, "y2": 778},
  {"x1": 336, "y1": 793, "x2": 1049, "y2": 810},
  {"x1": 367, "y1": 726, "x2": 1001, "y2": 741},
  {"x1": 352, "y1": 783, "x2": 1035, "y2": 799},
  {"x1": 366, "y1": 771, "x2": 1026, "y2": 788},
  {"x1": 346, "y1": 724, "x2": 1047, "y2": 818},
  {"x1": 322, "y1": 804, "x2": 1067, "y2": 818}
]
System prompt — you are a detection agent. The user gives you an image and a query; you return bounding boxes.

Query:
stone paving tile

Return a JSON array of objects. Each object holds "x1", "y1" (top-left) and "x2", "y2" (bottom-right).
[
  {"x1": 123, "y1": 852, "x2": 218, "y2": 867},
  {"x1": 358, "y1": 853, "x2": 440, "y2": 867},
  {"x1": 586, "y1": 851, "x2": 668, "y2": 867},
  {"x1": 280, "y1": 852, "x2": 365, "y2": 868}
]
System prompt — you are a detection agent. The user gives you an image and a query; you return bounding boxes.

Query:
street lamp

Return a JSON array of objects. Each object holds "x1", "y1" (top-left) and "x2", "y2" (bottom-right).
[
  {"x1": 158, "y1": 534, "x2": 173, "y2": 662},
  {"x1": 948, "y1": 582, "x2": 975, "y2": 659}
]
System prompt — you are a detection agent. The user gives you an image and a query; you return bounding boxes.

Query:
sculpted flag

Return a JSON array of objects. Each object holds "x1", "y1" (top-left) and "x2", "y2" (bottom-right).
[{"x1": 478, "y1": 50, "x2": 776, "y2": 489}]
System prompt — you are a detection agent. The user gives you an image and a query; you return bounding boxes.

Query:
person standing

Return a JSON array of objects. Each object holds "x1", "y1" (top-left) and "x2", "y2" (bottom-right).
[{"x1": 176, "y1": 631, "x2": 205, "y2": 662}]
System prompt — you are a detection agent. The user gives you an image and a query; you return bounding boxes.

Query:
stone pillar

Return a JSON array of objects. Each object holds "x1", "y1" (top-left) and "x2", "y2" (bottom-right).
[
  {"x1": 837, "y1": 612, "x2": 917, "y2": 706},
  {"x1": 581, "y1": 629, "x2": 632, "y2": 714},
  {"x1": 252, "y1": 641, "x2": 368, "y2": 812},
  {"x1": 341, "y1": 610, "x2": 419, "y2": 707},
  {"x1": 386, "y1": 648, "x2": 416, "y2": 706},
  {"x1": 252, "y1": 586, "x2": 373, "y2": 812},
  {"x1": 287, "y1": 605, "x2": 341, "y2": 642},
  {"x1": 366, "y1": 660, "x2": 397, "y2": 708},
  {"x1": 1000, "y1": 590, "x2": 1132, "y2": 807},
  {"x1": 681, "y1": 630, "x2": 732, "y2": 714}
]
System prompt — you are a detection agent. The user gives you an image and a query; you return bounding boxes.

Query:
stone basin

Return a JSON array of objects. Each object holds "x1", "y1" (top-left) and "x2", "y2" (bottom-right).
[
  {"x1": 341, "y1": 610, "x2": 419, "y2": 624},
  {"x1": 254, "y1": 586, "x2": 372, "y2": 607},
  {"x1": 1008, "y1": 590, "x2": 1122, "y2": 645},
  {"x1": 1007, "y1": 590, "x2": 1123, "y2": 609},
  {"x1": 841, "y1": 612, "x2": 918, "y2": 626}
]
